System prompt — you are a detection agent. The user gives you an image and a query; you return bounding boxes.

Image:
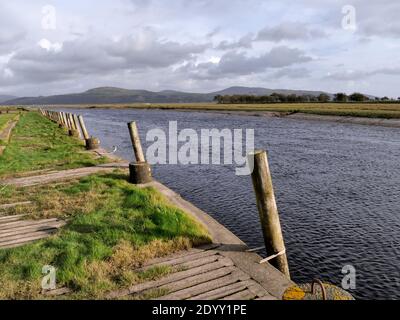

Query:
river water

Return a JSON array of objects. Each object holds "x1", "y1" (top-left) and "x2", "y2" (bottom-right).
[{"x1": 64, "y1": 108, "x2": 400, "y2": 300}]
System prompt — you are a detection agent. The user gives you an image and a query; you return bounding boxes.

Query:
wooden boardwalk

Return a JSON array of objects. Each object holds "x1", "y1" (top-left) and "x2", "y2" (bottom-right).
[
  {"x1": 0, "y1": 213, "x2": 65, "y2": 249},
  {"x1": 107, "y1": 244, "x2": 278, "y2": 300}
]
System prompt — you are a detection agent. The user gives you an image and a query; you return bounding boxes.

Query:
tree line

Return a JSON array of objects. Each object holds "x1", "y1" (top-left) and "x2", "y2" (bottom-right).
[{"x1": 214, "y1": 92, "x2": 400, "y2": 104}]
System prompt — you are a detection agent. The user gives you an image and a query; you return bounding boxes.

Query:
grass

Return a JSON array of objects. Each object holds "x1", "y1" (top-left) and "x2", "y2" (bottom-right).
[
  {"x1": 0, "y1": 112, "x2": 108, "y2": 178},
  {"x1": 0, "y1": 173, "x2": 211, "y2": 299},
  {"x1": 40, "y1": 103, "x2": 400, "y2": 119},
  {"x1": 0, "y1": 114, "x2": 17, "y2": 133}
]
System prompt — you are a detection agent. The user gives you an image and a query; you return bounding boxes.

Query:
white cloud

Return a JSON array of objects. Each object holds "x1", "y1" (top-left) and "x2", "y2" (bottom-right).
[{"x1": 0, "y1": 0, "x2": 399, "y2": 97}]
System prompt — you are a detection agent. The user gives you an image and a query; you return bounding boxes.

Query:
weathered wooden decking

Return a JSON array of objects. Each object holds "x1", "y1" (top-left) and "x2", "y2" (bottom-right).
[
  {"x1": 0, "y1": 154, "x2": 295, "y2": 300},
  {"x1": 107, "y1": 244, "x2": 279, "y2": 300},
  {"x1": 0, "y1": 213, "x2": 65, "y2": 249}
]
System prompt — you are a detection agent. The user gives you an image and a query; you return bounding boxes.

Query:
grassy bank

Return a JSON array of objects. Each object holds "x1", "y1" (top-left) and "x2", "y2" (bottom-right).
[
  {"x1": 0, "y1": 173, "x2": 210, "y2": 299},
  {"x1": 0, "y1": 114, "x2": 18, "y2": 134},
  {"x1": 43, "y1": 103, "x2": 400, "y2": 119},
  {"x1": 0, "y1": 111, "x2": 211, "y2": 299},
  {"x1": 0, "y1": 112, "x2": 108, "y2": 178}
]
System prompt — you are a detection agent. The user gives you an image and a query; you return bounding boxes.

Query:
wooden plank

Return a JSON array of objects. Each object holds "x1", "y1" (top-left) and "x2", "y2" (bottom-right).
[
  {"x1": 0, "y1": 215, "x2": 26, "y2": 223},
  {"x1": 0, "y1": 223, "x2": 64, "y2": 239},
  {"x1": 0, "y1": 221, "x2": 65, "y2": 237},
  {"x1": 155, "y1": 266, "x2": 237, "y2": 294},
  {"x1": 254, "y1": 295, "x2": 278, "y2": 300},
  {"x1": 246, "y1": 282, "x2": 274, "y2": 299},
  {"x1": 140, "y1": 244, "x2": 219, "y2": 269},
  {"x1": 155, "y1": 270, "x2": 250, "y2": 300},
  {"x1": 172, "y1": 254, "x2": 221, "y2": 271},
  {"x1": 0, "y1": 218, "x2": 60, "y2": 231},
  {"x1": 42, "y1": 287, "x2": 72, "y2": 296},
  {"x1": 1, "y1": 163, "x2": 128, "y2": 188},
  {"x1": 138, "y1": 249, "x2": 218, "y2": 272},
  {"x1": 0, "y1": 229, "x2": 58, "y2": 244},
  {"x1": 188, "y1": 280, "x2": 254, "y2": 300},
  {"x1": 220, "y1": 289, "x2": 256, "y2": 300},
  {"x1": 0, "y1": 233, "x2": 57, "y2": 249},
  {"x1": 106, "y1": 257, "x2": 234, "y2": 299},
  {"x1": 0, "y1": 202, "x2": 32, "y2": 211}
]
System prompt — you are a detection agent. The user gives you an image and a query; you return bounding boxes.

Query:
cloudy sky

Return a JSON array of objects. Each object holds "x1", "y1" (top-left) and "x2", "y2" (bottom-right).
[{"x1": 0, "y1": 0, "x2": 399, "y2": 97}]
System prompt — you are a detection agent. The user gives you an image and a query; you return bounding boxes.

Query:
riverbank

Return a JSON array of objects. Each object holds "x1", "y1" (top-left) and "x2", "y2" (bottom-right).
[
  {"x1": 0, "y1": 111, "x2": 211, "y2": 299},
  {"x1": 40, "y1": 102, "x2": 400, "y2": 128}
]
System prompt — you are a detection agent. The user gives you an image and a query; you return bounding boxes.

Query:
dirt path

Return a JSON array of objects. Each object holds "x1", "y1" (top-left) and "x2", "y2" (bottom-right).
[{"x1": 0, "y1": 117, "x2": 19, "y2": 155}]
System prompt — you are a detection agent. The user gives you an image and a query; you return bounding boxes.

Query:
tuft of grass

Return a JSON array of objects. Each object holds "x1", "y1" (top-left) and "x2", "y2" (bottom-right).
[
  {"x1": 0, "y1": 112, "x2": 108, "y2": 178},
  {"x1": 0, "y1": 173, "x2": 211, "y2": 299}
]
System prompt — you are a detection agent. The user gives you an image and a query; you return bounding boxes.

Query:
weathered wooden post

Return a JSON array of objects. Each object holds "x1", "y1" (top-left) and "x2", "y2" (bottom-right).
[
  {"x1": 73, "y1": 114, "x2": 82, "y2": 139},
  {"x1": 68, "y1": 113, "x2": 79, "y2": 137},
  {"x1": 249, "y1": 150, "x2": 290, "y2": 279},
  {"x1": 127, "y1": 122, "x2": 152, "y2": 184},
  {"x1": 57, "y1": 112, "x2": 64, "y2": 128},
  {"x1": 77, "y1": 115, "x2": 100, "y2": 150},
  {"x1": 62, "y1": 112, "x2": 70, "y2": 129},
  {"x1": 60, "y1": 112, "x2": 67, "y2": 128}
]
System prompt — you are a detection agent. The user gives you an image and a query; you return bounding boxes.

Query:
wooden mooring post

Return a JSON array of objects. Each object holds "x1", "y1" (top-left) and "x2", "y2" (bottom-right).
[
  {"x1": 67, "y1": 113, "x2": 79, "y2": 137},
  {"x1": 127, "y1": 122, "x2": 152, "y2": 184},
  {"x1": 250, "y1": 150, "x2": 291, "y2": 279},
  {"x1": 77, "y1": 115, "x2": 100, "y2": 150}
]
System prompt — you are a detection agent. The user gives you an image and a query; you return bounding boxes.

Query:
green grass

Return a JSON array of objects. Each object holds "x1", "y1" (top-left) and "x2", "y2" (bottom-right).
[
  {"x1": 0, "y1": 173, "x2": 211, "y2": 299},
  {"x1": 0, "y1": 112, "x2": 108, "y2": 178},
  {"x1": 0, "y1": 114, "x2": 17, "y2": 132}
]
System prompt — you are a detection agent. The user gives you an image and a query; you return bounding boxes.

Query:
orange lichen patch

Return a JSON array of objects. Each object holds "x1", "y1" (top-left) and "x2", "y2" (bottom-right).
[
  {"x1": 284, "y1": 282, "x2": 355, "y2": 300},
  {"x1": 283, "y1": 285, "x2": 306, "y2": 300}
]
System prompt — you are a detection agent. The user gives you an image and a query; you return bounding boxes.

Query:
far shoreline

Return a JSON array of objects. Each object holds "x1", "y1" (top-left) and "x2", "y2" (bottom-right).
[{"x1": 42, "y1": 103, "x2": 400, "y2": 129}]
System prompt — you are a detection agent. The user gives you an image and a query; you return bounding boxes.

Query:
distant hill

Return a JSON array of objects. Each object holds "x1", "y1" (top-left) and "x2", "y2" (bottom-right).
[
  {"x1": 0, "y1": 95, "x2": 17, "y2": 104},
  {"x1": 4, "y1": 86, "x2": 330, "y2": 105}
]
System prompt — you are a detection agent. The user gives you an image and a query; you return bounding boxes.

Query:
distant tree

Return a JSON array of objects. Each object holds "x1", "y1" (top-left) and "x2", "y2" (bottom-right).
[
  {"x1": 214, "y1": 95, "x2": 223, "y2": 104},
  {"x1": 318, "y1": 93, "x2": 331, "y2": 103},
  {"x1": 381, "y1": 96, "x2": 390, "y2": 101},
  {"x1": 334, "y1": 93, "x2": 348, "y2": 103},
  {"x1": 349, "y1": 92, "x2": 368, "y2": 102}
]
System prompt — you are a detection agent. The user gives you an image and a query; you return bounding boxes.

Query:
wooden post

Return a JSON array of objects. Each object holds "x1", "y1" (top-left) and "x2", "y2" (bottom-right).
[
  {"x1": 250, "y1": 150, "x2": 290, "y2": 279},
  {"x1": 73, "y1": 114, "x2": 82, "y2": 139},
  {"x1": 62, "y1": 112, "x2": 70, "y2": 129},
  {"x1": 128, "y1": 122, "x2": 145, "y2": 163},
  {"x1": 60, "y1": 112, "x2": 66, "y2": 127},
  {"x1": 77, "y1": 115, "x2": 99, "y2": 150},
  {"x1": 127, "y1": 122, "x2": 152, "y2": 184},
  {"x1": 57, "y1": 112, "x2": 63, "y2": 127},
  {"x1": 68, "y1": 113, "x2": 79, "y2": 137},
  {"x1": 77, "y1": 115, "x2": 90, "y2": 140}
]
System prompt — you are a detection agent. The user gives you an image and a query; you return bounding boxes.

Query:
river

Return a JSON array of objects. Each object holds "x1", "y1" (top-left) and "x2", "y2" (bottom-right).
[{"x1": 63, "y1": 108, "x2": 400, "y2": 300}]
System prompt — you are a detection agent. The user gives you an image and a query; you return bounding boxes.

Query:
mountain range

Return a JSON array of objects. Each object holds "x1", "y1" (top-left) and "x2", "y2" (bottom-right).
[
  {"x1": 0, "y1": 95, "x2": 17, "y2": 104},
  {"x1": 2, "y1": 86, "x2": 329, "y2": 105}
]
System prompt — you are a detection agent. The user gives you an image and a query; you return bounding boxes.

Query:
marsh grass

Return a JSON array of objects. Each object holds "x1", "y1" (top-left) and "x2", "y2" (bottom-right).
[
  {"x1": 0, "y1": 173, "x2": 211, "y2": 299},
  {"x1": 0, "y1": 112, "x2": 108, "y2": 178},
  {"x1": 46, "y1": 103, "x2": 400, "y2": 119}
]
